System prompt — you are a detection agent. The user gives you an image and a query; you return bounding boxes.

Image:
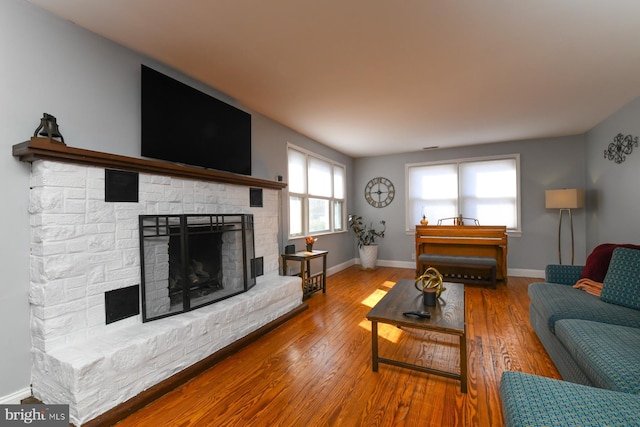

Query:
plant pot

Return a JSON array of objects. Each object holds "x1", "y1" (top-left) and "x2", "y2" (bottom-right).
[{"x1": 359, "y1": 245, "x2": 378, "y2": 269}]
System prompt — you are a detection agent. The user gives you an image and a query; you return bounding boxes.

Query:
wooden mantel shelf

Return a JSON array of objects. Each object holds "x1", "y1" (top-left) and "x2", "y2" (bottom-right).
[{"x1": 13, "y1": 137, "x2": 287, "y2": 190}]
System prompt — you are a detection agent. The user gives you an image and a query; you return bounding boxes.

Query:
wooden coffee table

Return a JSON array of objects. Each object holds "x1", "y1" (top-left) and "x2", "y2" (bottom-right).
[{"x1": 366, "y1": 279, "x2": 467, "y2": 392}]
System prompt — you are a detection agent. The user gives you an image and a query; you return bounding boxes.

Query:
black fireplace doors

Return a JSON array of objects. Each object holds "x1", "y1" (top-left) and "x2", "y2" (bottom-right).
[{"x1": 139, "y1": 214, "x2": 256, "y2": 322}]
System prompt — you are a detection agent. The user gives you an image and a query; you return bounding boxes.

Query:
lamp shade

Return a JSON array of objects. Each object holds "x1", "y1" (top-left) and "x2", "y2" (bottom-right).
[{"x1": 545, "y1": 189, "x2": 585, "y2": 209}]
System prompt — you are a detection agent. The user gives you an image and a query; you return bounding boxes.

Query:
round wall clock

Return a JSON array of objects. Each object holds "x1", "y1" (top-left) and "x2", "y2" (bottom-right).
[{"x1": 365, "y1": 177, "x2": 395, "y2": 208}]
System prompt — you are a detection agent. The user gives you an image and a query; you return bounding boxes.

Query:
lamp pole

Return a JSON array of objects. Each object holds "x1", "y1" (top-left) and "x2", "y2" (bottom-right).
[{"x1": 557, "y1": 208, "x2": 575, "y2": 265}]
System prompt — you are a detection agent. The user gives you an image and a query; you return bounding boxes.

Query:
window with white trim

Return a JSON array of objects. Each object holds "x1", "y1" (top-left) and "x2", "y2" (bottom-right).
[
  {"x1": 288, "y1": 144, "x2": 346, "y2": 238},
  {"x1": 406, "y1": 154, "x2": 520, "y2": 232}
]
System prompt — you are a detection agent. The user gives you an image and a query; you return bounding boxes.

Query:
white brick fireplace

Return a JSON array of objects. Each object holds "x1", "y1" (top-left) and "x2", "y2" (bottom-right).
[{"x1": 26, "y1": 158, "x2": 302, "y2": 426}]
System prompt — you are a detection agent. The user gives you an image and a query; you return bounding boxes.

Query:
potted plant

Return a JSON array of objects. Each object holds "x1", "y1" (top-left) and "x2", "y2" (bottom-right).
[{"x1": 348, "y1": 214, "x2": 386, "y2": 269}]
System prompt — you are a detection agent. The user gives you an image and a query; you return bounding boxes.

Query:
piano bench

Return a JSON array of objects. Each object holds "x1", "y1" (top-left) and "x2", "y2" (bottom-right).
[{"x1": 418, "y1": 254, "x2": 497, "y2": 289}]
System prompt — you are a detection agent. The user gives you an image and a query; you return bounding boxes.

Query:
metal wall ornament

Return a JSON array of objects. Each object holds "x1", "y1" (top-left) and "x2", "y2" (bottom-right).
[{"x1": 604, "y1": 133, "x2": 638, "y2": 164}]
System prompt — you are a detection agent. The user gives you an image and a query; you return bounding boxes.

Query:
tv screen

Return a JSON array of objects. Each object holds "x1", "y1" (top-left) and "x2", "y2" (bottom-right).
[{"x1": 141, "y1": 65, "x2": 251, "y2": 175}]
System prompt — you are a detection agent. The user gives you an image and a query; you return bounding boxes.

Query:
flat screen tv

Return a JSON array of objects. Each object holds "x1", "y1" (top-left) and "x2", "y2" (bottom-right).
[{"x1": 141, "y1": 65, "x2": 251, "y2": 175}]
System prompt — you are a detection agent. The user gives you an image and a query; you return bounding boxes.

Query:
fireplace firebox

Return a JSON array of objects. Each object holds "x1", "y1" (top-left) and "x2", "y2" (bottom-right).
[{"x1": 139, "y1": 214, "x2": 256, "y2": 322}]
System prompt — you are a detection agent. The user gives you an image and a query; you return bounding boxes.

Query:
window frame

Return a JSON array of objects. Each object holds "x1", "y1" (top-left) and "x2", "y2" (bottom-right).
[
  {"x1": 287, "y1": 143, "x2": 347, "y2": 239},
  {"x1": 405, "y1": 154, "x2": 521, "y2": 234}
]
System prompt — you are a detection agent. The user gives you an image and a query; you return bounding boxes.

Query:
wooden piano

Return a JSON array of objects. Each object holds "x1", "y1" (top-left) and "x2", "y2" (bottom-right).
[{"x1": 415, "y1": 225, "x2": 508, "y2": 285}]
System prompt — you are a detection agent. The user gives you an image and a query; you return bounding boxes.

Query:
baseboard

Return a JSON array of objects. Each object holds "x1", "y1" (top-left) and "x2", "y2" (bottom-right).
[
  {"x1": 376, "y1": 259, "x2": 415, "y2": 269},
  {"x1": 0, "y1": 387, "x2": 31, "y2": 405},
  {"x1": 82, "y1": 302, "x2": 308, "y2": 427},
  {"x1": 327, "y1": 259, "x2": 355, "y2": 276},
  {"x1": 354, "y1": 258, "x2": 414, "y2": 269},
  {"x1": 509, "y1": 268, "x2": 544, "y2": 279}
]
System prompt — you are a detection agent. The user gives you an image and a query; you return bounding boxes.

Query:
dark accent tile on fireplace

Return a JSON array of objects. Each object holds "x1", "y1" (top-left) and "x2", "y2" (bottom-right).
[
  {"x1": 250, "y1": 187, "x2": 263, "y2": 207},
  {"x1": 105, "y1": 169, "x2": 139, "y2": 202},
  {"x1": 105, "y1": 285, "x2": 140, "y2": 324},
  {"x1": 252, "y1": 256, "x2": 264, "y2": 277}
]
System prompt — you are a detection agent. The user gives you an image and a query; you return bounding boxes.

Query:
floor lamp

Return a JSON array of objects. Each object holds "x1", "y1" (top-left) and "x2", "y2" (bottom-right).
[{"x1": 545, "y1": 189, "x2": 585, "y2": 265}]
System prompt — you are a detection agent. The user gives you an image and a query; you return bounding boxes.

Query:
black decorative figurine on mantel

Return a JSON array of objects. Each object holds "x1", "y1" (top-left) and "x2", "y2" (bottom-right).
[
  {"x1": 33, "y1": 112, "x2": 65, "y2": 144},
  {"x1": 604, "y1": 133, "x2": 637, "y2": 164}
]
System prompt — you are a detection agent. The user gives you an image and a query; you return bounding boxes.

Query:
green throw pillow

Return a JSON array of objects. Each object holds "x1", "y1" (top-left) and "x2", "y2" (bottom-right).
[{"x1": 601, "y1": 247, "x2": 640, "y2": 310}]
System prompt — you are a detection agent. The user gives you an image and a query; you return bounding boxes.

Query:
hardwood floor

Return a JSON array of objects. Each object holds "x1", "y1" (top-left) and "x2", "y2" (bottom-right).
[{"x1": 114, "y1": 266, "x2": 559, "y2": 427}]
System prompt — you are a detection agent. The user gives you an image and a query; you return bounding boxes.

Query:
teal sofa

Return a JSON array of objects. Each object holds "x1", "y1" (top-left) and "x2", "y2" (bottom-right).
[
  {"x1": 501, "y1": 246, "x2": 640, "y2": 426},
  {"x1": 501, "y1": 371, "x2": 640, "y2": 427}
]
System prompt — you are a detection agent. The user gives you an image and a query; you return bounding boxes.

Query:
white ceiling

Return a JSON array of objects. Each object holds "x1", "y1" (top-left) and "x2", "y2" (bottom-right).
[{"x1": 27, "y1": 0, "x2": 640, "y2": 157}]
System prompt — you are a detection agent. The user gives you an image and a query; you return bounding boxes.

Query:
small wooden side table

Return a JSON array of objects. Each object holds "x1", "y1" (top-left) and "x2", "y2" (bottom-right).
[{"x1": 281, "y1": 250, "x2": 328, "y2": 298}]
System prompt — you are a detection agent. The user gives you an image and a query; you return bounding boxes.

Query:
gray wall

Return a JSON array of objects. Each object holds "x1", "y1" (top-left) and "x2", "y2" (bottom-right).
[
  {"x1": 353, "y1": 135, "x2": 587, "y2": 272},
  {"x1": 4, "y1": 0, "x2": 639, "y2": 404},
  {"x1": 585, "y1": 97, "x2": 640, "y2": 247},
  {"x1": 253, "y1": 114, "x2": 355, "y2": 267},
  {"x1": 0, "y1": 0, "x2": 353, "y2": 401}
]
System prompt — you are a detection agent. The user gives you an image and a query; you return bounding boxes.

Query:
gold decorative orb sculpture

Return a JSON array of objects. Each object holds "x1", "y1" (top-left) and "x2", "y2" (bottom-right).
[{"x1": 415, "y1": 266, "x2": 446, "y2": 298}]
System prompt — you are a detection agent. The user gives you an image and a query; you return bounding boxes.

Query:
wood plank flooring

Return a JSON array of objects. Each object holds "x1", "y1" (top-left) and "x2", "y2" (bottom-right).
[{"x1": 114, "y1": 266, "x2": 559, "y2": 427}]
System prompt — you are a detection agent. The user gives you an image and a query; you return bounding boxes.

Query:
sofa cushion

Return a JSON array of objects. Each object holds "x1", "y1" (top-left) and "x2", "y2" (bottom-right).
[
  {"x1": 601, "y1": 247, "x2": 640, "y2": 310},
  {"x1": 555, "y1": 319, "x2": 640, "y2": 394},
  {"x1": 529, "y1": 304, "x2": 595, "y2": 386},
  {"x1": 500, "y1": 371, "x2": 640, "y2": 427},
  {"x1": 580, "y1": 243, "x2": 640, "y2": 282},
  {"x1": 528, "y1": 282, "x2": 640, "y2": 333}
]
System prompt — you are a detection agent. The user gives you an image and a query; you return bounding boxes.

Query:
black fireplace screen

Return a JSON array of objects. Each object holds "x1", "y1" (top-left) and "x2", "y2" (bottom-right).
[{"x1": 139, "y1": 214, "x2": 256, "y2": 322}]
